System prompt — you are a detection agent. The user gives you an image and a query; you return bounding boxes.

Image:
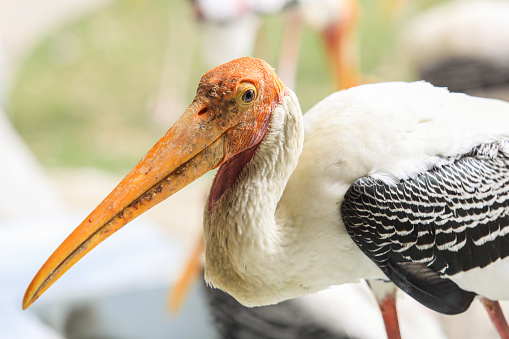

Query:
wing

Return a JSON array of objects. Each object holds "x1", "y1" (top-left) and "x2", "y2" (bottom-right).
[{"x1": 341, "y1": 140, "x2": 509, "y2": 315}]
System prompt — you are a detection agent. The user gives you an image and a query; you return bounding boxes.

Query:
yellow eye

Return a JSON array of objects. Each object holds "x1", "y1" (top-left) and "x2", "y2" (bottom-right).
[
  {"x1": 241, "y1": 88, "x2": 256, "y2": 103},
  {"x1": 237, "y1": 83, "x2": 257, "y2": 105}
]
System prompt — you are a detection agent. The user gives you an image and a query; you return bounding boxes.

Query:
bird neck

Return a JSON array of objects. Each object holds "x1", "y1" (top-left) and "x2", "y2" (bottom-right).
[{"x1": 203, "y1": 89, "x2": 304, "y2": 305}]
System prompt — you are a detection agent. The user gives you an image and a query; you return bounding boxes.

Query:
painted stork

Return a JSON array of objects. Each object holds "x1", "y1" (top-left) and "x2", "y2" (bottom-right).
[{"x1": 23, "y1": 57, "x2": 509, "y2": 338}]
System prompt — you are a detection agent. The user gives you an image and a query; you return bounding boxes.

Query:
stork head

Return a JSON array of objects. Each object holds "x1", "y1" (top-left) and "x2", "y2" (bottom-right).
[{"x1": 22, "y1": 57, "x2": 286, "y2": 309}]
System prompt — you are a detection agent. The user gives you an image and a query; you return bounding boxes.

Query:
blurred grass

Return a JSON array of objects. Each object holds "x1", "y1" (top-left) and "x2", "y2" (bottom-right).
[
  {"x1": 9, "y1": 0, "x2": 179, "y2": 172},
  {"x1": 7, "y1": 0, "x2": 440, "y2": 173}
]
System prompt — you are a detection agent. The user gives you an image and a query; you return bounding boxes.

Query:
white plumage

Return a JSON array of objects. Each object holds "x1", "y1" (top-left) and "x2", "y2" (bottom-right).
[{"x1": 455, "y1": 259, "x2": 509, "y2": 301}]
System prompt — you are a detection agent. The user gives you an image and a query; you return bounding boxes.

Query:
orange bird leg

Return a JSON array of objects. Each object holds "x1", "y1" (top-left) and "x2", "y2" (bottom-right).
[
  {"x1": 480, "y1": 298, "x2": 509, "y2": 339},
  {"x1": 321, "y1": 0, "x2": 361, "y2": 90},
  {"x1": 378, "y1": 291, "x2": 402, "y2": 339},
  {"x1": 168, "y1": 236, "x2": 205, "y2": 313}
]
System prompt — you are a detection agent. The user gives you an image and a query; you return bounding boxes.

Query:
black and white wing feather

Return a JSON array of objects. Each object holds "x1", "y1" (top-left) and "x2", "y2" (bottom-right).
[{"x1": 341, "y1": 140, "x2": 509, "y2": 315}]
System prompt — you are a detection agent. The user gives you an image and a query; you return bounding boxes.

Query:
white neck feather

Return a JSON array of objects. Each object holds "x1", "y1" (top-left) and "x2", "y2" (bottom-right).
[{"x1": 203, "y1": 90, "x2": 305, "y2": 306}]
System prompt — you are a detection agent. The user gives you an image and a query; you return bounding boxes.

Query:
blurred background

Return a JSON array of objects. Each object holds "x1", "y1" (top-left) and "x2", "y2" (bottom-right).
[{"x1": 1, "y1": 0, "x2": 508, "y2": 338}]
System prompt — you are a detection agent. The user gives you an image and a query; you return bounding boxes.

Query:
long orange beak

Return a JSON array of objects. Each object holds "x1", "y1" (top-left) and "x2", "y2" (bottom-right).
[{"x1": 22, "y1": 99, "x2": 227, "y2": 309}]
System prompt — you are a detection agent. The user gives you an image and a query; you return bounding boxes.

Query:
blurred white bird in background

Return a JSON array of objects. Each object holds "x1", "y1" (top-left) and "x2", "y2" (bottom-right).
[{"x1": 403, "y1": 0, "x2": 509, "y2": 101}]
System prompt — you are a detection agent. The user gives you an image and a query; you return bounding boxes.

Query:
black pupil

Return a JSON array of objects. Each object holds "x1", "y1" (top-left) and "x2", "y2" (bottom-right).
[{"x1": 242, "y1": 89, "x2": 255, "y2": 103}]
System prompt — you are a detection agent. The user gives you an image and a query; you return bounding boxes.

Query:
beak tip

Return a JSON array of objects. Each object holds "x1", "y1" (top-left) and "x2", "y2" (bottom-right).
[
  {"x1": 21, "y1": 299, "x2": 31, "y2": 310},
  {"x1": 22, "y1": 287, "x2": 38, "y2": 310},
  {"x1": 22, "y1": 296, "x2": 31, "y2": 310}
]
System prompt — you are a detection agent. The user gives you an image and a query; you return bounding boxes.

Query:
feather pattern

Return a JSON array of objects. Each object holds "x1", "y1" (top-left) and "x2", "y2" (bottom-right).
[{"x1": 341, "y1": 140, "x2": 509, "y2": 312}]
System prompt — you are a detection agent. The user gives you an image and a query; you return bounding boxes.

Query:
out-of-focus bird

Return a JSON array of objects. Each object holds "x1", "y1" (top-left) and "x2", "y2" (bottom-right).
[
  {"x1": 403, "y1": 0, "x2": 509, "y2": 101},
  {"x1": 204, "y1": 280, "x2": 353, "y2": 339},
  {"x1": 23, "y1": 57, "x2": 509, "y2": 338},
  {"x1": 192, "y1": 0, "x2": 361, "y2": 90},
  {"x1": 153, "y1": 0, "x2": 361, "y2": 125},
  {"x1": 204, "y1": 278, "x2": 446, "y2": 339}
]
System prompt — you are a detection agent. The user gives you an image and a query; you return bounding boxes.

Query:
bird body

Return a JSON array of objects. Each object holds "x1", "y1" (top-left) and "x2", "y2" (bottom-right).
[
  {"x1": 22, "y1": 58, "x2": 509, "y2": 337},
  {"x1": 203, "y1": 78, "x2": 509, "y2": 308}
]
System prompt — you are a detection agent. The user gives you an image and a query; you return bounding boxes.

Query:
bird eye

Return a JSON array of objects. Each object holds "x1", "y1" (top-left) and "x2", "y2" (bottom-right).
[{"x1": 241, "y1": 89, "x2": 256, "y2": 103}]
